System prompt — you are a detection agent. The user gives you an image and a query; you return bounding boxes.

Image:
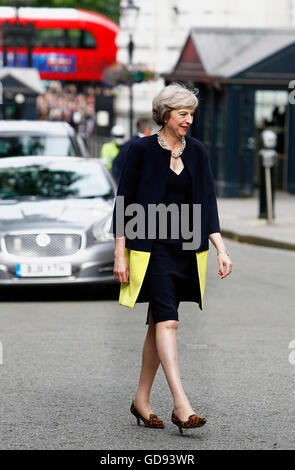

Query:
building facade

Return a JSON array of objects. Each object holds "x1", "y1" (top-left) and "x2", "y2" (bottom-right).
[
  {"x1": 115, "y1": 0, "x2": 295, "y2": 196},
  {"x1": 115, "y1": 0, "x2": 295, "y2": 132},
  {"x1": 163, "y1": 28, "x2": 295, "y2": 196}
]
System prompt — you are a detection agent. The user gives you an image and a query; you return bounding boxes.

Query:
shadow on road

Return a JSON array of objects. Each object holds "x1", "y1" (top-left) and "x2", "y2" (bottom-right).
[{"x1": 0, "y1": 283, "x2": 120, "y2": 302}]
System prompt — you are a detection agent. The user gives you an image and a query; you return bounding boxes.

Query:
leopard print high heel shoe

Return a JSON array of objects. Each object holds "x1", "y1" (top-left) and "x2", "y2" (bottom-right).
[
  {"x1": 130, "y1": 402, "x2": 165, "y2": 428},
  {"x1": 171, "y1": 411, "x2": 206, "y2": 434}
]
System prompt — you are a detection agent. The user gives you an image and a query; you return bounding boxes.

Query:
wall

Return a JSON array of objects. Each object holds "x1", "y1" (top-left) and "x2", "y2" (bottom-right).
[{"x1": 115, "y1": 0, "x2": 295, "y2": 137}]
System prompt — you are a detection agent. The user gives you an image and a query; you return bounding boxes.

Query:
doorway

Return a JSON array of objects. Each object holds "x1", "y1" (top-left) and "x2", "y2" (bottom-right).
[{"x1": 254, "y1": 90, "x2": 289, "y2": 190}]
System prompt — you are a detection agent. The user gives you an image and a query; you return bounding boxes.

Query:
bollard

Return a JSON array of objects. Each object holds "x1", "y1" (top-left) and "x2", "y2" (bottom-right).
[{"x1": 258, "y1": 129, "x2": 277, "y2": 224}]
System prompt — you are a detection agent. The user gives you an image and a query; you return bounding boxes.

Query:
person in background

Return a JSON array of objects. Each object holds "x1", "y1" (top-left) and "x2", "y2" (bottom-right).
[
  {"x1": 100, "y1": 125, "x2": 126, "y2": 171},
  {"x1": 111, "y1": 118, "x2": 152, "y2": 185}
]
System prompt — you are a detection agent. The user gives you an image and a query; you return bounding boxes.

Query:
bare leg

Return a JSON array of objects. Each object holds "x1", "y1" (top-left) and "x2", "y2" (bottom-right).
[
  {"x1": 155, "y1": 320, "x2": 195, "y2": 421},
  {"x1": 133, "y1": 306, "x2": 161, "y2": 419}
]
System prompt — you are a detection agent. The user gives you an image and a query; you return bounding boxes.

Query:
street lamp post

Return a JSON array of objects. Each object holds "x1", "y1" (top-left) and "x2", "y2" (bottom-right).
[
  {"x1": 120, "y1": 1, "x2": 140, "y2": 138},
  {"x1": 128, "y1": 33, "x2": 135, "y2": 139}
]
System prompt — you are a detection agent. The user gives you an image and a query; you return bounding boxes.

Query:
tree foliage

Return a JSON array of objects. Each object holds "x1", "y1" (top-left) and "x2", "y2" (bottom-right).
[{"x1": 0, "y1": 0, "x2": 120, "y2": 23}]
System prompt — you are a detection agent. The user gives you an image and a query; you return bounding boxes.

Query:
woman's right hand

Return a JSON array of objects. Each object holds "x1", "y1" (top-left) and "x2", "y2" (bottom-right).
[{"x1": 114, "y1": 253, "x2": 130, "y2": 284}]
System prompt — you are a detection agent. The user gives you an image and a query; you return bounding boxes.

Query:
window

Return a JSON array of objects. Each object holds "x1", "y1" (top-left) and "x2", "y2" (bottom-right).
[
  {"x1": 33, "y1": 29, "x2": 97, "y2": 49},
  {"x1": 0, "y1": 160, "x2": 114, "y2": 200},
  {"x1": 66, "y1": 29, "x2": 81, "y2": 49},
  {"x1": 203, "y1": 92, "x2": 211, "y2": 145},
  {"x1": 0, "y1": 136, "x2": 80, "y2": 158},
  {"x1": 215, "y1": 91, "x2": 225, "y2": 147},
  {"x1": 82, "y1": 30, "x2": 96, "y2": 49},
  {"x1": 255, "y1": 90, "x2": 288, "y2": 128}
]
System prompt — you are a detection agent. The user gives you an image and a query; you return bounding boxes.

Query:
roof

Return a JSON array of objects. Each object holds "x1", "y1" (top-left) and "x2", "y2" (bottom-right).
[
  {"x1": 0, "y1": 67, "x2": 45, "y2": 94},
  {"x1": 171, "y1": 26, "x2": 295, "y2": 80},
  {"x1": 0, "y1": 120, "x2": 75, "y2": 136},
  {"x1": 0, "y1": 6, "x2": 119, "y2": 33}
]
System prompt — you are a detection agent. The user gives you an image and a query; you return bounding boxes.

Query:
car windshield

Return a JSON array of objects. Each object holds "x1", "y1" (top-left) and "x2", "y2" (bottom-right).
[
  {"x1": 0, "y1": 135, "x2": 81, "y2": 157},
  {"x1": 0, "y1": 158, "x2": 114, "y2": 200}
]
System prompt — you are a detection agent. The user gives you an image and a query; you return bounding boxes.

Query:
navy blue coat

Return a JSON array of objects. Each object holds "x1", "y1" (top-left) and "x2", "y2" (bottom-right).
[{"x1": 111, "y1": 133, "x2": 220, "y2": 253}]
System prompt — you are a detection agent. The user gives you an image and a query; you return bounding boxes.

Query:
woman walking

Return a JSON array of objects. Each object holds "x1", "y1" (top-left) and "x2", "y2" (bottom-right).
[{"x1": 111, "y1": 83, "x2": 232, "y2": 434}]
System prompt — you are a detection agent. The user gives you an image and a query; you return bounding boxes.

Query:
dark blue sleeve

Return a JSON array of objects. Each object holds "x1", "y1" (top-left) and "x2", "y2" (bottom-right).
[
  {"x1": 201, "y1": 144, "x2": 221, "y2": 235},
  {"x1": 110, "y1": 141, "x2": 143, "y2": 237}
]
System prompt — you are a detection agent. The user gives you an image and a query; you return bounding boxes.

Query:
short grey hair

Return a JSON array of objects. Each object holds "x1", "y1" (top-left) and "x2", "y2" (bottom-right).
[{"x1": 152, "y1": 82, "x2": 198, "y2": 126}]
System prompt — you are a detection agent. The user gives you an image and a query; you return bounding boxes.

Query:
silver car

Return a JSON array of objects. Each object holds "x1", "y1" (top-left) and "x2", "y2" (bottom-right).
[
  {"x1": 0, "y1": 120, "x2": 88, "y2": 158},
  {"x1": 0, "y1": 156, "x2": 117, "y2": 286}
]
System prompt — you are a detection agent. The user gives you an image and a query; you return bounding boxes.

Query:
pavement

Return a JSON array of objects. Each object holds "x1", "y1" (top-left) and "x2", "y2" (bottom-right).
[
  {"x1": 217, "y1": 190, "x2": 295, "y2": 251},
  {"x1": 1, "y1": 241, "x2": 295, "y2": 450}
]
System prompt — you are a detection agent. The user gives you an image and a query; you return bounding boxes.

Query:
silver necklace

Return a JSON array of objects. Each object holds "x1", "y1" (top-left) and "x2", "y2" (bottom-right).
[{"x1": 157, "y1": 130, "x2": 186, "y2": 158}]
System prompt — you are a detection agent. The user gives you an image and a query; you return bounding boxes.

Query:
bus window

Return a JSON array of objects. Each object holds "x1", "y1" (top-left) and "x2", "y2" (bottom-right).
[
  {"x1": 33, "y1": 28, "x2": 96, "y2": 49},
  {"x1": 66, "y1": 29, "x2": 96, "y2": 48},
  {"x1": 34, "y1": 28, "x2": 64, "y2": 48},
  {"x1": 66, "y1": 29, "x2": 81, "y2": 49},
  {"x1": 82, "y1": 30, "x2": 96, "y2": 49}
]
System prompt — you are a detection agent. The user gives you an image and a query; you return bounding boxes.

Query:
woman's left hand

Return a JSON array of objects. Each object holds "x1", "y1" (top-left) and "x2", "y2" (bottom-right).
[{"x1": 217, "y1": 253, "x2": 232, "y2": 279}]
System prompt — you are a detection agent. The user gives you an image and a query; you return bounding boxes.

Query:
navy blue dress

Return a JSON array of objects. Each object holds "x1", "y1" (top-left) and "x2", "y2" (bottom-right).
[{"x1": 144, "y1": 165, "x2": 200, "y2": 325}]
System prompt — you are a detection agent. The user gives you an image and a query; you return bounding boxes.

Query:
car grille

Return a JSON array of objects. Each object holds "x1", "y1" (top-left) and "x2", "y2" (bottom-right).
[{"x1": 4, "y1": 233, "x2": 82, "y2": 257}]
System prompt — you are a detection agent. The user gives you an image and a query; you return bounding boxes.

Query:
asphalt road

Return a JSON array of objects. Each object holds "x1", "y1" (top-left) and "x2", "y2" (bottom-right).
[{"x1": 0, "y1": 240, "x2": 295, "y2": 450}]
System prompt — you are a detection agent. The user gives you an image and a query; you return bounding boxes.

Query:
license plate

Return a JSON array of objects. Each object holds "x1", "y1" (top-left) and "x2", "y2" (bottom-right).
[{"x1": 15, "y1": 263, "x2": 72, "y2": 277}]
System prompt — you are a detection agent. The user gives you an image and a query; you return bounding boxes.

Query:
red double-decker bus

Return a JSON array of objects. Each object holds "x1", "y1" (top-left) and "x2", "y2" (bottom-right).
[{"x1": 0, "y1": 6, "x2": 119, "y2": 82}]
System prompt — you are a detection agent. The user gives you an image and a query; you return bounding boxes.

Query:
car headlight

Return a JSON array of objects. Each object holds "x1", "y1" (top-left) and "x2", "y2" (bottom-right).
[{"x1": 92, "y1": 215, "x2": 114, "y2": 243}]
